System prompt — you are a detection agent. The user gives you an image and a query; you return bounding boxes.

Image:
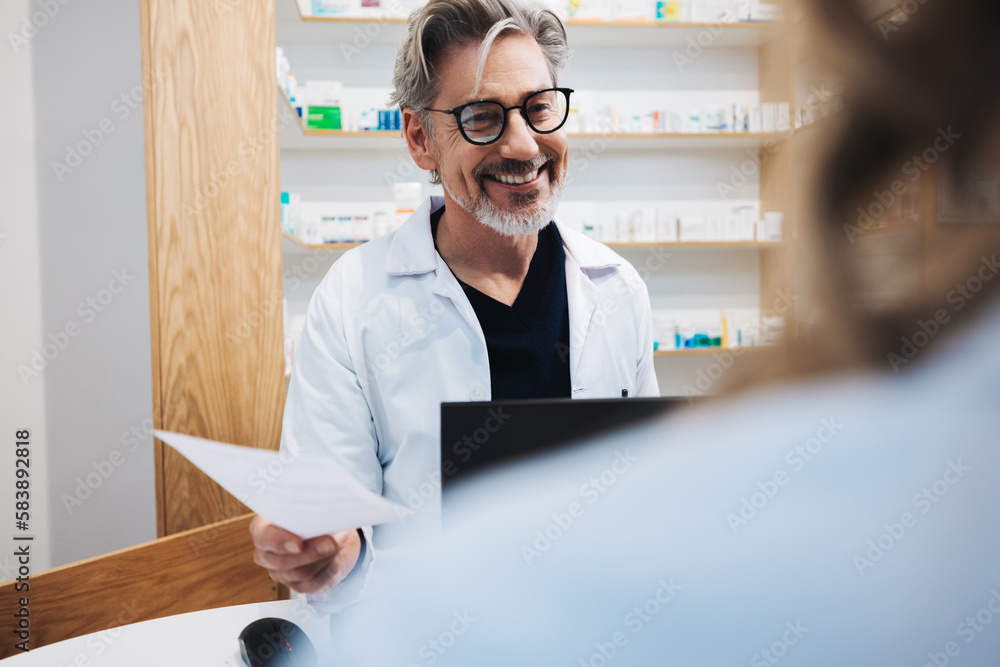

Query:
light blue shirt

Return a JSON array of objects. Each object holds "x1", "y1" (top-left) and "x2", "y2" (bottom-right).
[{"x1": 329, "y1": 300, "x2": 1000, "y2": 665}]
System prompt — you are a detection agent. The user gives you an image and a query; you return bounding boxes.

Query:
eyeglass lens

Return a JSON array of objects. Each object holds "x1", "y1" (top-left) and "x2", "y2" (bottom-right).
[{"x1": 458, "y1": 89, "x2": 569, "y2": 144}]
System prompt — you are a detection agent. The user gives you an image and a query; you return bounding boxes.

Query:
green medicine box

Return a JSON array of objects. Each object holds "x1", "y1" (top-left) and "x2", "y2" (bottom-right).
[{"x1": 306, "y1": 105, "x2": 342, "y2": 130}]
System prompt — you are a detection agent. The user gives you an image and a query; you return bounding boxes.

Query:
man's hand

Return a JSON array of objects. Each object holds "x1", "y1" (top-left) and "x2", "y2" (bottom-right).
[{"x1": 250, "y1": 516, "x2": 362, "y2": 594}]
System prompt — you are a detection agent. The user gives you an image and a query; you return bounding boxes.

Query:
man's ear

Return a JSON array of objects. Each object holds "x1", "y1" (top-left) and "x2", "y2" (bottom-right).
[{"x1": 402, "y1": 108, "x2": 439, "y2": 173}]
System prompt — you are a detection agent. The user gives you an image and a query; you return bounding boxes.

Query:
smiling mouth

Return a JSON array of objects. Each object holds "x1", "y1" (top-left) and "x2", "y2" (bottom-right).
[{"x1": 485, "y1": 169, "x2": 540, "y2": 186}]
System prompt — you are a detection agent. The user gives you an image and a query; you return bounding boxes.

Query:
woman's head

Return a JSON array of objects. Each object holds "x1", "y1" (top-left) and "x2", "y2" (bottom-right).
[{"x1": 729, "y1": 0, "x2": 1000, "y2": 391}]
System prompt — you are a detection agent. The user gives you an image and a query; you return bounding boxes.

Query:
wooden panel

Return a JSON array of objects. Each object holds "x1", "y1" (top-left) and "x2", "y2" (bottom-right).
[
  {"x1": 758, "y1": 17, "x2": 797, "y2": 339},
  {"x1": 141, "y1": 0, "x2": 287, "y2": 536},
  {"x1": 0, "y1": 514, "x2": 280, "y2": 658}
]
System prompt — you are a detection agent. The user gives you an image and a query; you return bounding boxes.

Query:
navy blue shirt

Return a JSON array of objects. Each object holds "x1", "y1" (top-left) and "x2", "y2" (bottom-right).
[{"x1": 431, "y1": 208, "x2": 571, "y2": 401}]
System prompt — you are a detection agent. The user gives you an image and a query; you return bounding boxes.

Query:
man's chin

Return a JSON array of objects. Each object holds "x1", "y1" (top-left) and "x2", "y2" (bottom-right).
[{"x1": 474, "y1": 194, "x2": 557, "y2": 238}]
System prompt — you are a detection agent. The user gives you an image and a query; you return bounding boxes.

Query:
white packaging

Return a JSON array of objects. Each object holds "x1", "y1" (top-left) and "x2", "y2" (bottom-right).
[
  {"x1": 776, "y1": 102, "x2": 791, "y2": 132},
  {"x1": 394, "y1": 182, "x2": 422, "y2": 228},
  {"x1": 733, "y1": 206, "x2": 756, "y2": 240},
  {"x1": 652, "y1": 313, "x2": 678, "y2": 351},
  {"x1": 638, "y1": 207, "x2": 657, "y2": 242},
  {"x1": 763, "y1": 211, "x2": 783, "y2": 241},
  {"x1": 657, "y1": 212, "x2": 678, "y2": 243},
  {"x1": 679, "y1": 216, "x2": 707, "y2": 242},
  {"x1": 704, "y1": 104, "x2": 725, "y2": 133},
  {"x1": 615, "y1": 211, "x2": 632, "y2": 243},
  {"x1": 750, "y1": 2, "x2": 782, "y2": 21},
  {"x1": 682, "y1": 108, "x2": 703, "y2": 133},
  {"x1": 302, "y1": 79, "x2": 343, "y2": 106},
  {"x1": 319, "y1": 215, "x2": 339, "y2": 244},
  {"x1": 353, "y1": 214, "x2": 372, "y2": 242},
  {"x1": 706, "y1": 215, "x2": 725, "y2": 241},
  {"x1": 615, "y1": 0, "x2": 654, "y2": 20},
  {"x1": 725, "y1": 215, "x2": 741, "y2": 241},
  {"x1": 690, "y1": 0, "x2": 738, "y2": 22},
  {"x1": 337, "y1": 215, "x2": 354, "y2": 243},
  {"x1": 761, "y1": 103, "x2": 776, "y2": 133},
  {"x1": 373, "y1": 211, "x2": 391, "y2": 238},
  {"x1": 312, "y1": 0, "x2": 354, "y2": 16}
]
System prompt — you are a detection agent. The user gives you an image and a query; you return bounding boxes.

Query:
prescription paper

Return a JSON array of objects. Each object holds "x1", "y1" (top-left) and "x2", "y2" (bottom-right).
[{"x1": 155, "y1": 430, "x2": 406, "y2": 539}]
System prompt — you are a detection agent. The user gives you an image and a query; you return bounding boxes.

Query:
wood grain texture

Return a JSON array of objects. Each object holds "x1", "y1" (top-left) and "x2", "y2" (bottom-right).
[
  {"x1": 141, "y1": 0, "x2": 288, "y2": 536},
  {"x1": 0, "y1": 514, "x2": 280, "y2": 658}
]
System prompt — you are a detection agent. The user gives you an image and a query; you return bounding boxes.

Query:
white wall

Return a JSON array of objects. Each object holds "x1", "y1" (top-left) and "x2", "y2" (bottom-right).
[
  {"x1": 0, "y1": 0, "x2": 52, "y2": 577},
  {"x1": 1, "y1": 0, "x2": 156, "y2": 570}
]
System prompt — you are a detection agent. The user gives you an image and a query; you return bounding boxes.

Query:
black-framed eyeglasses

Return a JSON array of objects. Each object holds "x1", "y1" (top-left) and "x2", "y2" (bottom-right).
[{"x1": 420, "y1": 87, "x2": 574, "y2": 146}]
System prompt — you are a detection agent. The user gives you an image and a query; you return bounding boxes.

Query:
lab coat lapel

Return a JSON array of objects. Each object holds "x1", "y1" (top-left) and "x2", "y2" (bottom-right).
[
  {"x1": 564, "y1": 249, "x2": 601, "y2": 387},
  {"x1": 431, "y1": 256, "x2": 485, "y2": 342}
]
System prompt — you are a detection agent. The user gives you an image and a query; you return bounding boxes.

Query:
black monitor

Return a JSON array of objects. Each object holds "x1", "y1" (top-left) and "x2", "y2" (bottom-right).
[{"x1": 440, "y1": 396, "x2": 695, "y2": 497}]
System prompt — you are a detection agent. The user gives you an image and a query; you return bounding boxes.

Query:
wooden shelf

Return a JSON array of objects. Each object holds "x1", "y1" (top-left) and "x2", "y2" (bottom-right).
[
  {"x1": 277, "y1": 1, "x2": 783, "y2": 47},
  {"x1": 278, "y1": 82, "x2": 789, "y2": 152},
  {"x1": 607, "y1": 241, "x2": 784, "y2": 248},
  {"x1": 654, "y1": 347, "x2": 766, "y2": 357},
  {"x1": 282, "y1": 231, "x2": 360, "y2": 250},
  {"x1": 283, "y1": 231, "x2": 782, "y2": 251}
]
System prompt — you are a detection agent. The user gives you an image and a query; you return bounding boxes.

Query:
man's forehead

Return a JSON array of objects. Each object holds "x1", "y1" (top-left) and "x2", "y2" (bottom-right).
[{"x1": 441, "y1": 35, "x2": 554, "y2": 104}]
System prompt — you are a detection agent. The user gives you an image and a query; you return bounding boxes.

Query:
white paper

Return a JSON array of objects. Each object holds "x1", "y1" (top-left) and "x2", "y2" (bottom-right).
[{"x1": 155, "y1": 430, "x2": 406, "y2": 540}]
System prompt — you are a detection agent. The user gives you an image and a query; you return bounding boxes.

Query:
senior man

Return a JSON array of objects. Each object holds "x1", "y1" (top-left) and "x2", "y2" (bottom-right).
[{"x1": 251, "y1": 0, "x2": 658, "y2": 611}]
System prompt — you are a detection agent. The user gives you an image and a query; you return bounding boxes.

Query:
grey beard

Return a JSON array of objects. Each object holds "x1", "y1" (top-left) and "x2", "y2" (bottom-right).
[{"x1": 442, "y1": 164, "x2": 565, "y2": 238}]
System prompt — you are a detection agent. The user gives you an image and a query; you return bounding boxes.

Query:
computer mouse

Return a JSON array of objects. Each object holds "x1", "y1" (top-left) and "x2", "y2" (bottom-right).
[{"x1": 238, "y1": 617, "x2": 318, "y2": 667}]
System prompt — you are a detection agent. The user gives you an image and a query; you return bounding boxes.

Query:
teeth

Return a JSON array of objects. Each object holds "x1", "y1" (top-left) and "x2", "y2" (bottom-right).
[{"x1": 492, "y1": 169, "x2": 538, "y2": 185}]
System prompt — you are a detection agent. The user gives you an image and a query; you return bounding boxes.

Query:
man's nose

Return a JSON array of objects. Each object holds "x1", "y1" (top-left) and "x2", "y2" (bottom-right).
[{"x1": 497, "y1": 110, "x2": 539, "y2": 161}]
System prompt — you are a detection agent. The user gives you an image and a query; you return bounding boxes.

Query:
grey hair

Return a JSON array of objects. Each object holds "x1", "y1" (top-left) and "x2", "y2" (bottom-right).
[{"x1": 389, "y1": 0, "x2": 571, "y2": 184}]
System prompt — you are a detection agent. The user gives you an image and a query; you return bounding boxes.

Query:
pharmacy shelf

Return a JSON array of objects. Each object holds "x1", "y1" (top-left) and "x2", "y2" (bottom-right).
[
  {"x1": 277, "y1": 0, "x2": 783, "y2": 48},
  {"x1": 279, "y1": 123, "x2": 789, "y2": 152},
  {"x1": 653, "y1": 347, "x2": 765, "y2": 357},
  {"x1": 283, "y1": 231, "x2": 782, "y2": 252},
  {"x1": 278, "y1": 84, "x2": 789, "y2": 152},
  {"x1": 607, "y1": 240, "x2": 783, "y2": 248}
]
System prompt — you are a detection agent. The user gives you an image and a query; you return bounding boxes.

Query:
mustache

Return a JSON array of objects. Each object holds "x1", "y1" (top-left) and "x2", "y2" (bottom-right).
[{"x1": 475, "y1": 154, "x2": 555, "y2": 178}]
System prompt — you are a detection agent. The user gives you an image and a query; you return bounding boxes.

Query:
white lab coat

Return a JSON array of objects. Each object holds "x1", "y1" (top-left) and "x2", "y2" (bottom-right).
[{"x1": 281, "y1": 195, "x2": 657, "y2": 607}]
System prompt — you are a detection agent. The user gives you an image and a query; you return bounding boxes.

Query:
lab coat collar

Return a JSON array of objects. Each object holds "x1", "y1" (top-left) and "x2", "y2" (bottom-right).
[
  {"x1": 554, "y1": 218, "x2": 624, "y2": 272},
  {"x1": 385, "y1": 196, "x2": 445, "y2": 276}
]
